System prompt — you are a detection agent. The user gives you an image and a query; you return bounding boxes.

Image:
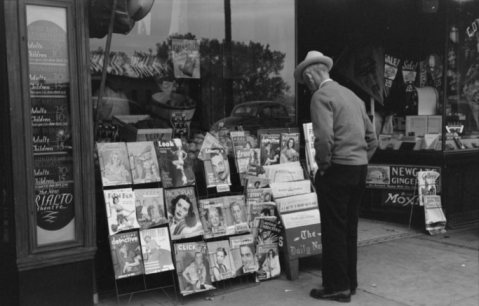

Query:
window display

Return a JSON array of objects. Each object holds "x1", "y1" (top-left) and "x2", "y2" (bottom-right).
[{"x1": 90, "y1": 0, "x2": 296, "y2": 133}]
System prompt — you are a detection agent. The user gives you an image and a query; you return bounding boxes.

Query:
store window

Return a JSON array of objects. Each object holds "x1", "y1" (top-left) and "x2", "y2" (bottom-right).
[
  {"x1": 89, "y1": 0, "x2": 296, "y2": 134},
  {"x1": 446, "y1": 1, "x2": 479, "y2": 138}
]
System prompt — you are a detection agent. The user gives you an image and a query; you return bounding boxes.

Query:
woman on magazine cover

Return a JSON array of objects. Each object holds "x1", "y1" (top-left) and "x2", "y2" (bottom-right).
[
  {"x1": 211, "y1": 247, "x2": 229, "y2": 281},
  {"x1": 261, "y1": 249, "x2": 280, "y2": 278},
  {"x1": 262, "y1": 141, "x2": 279, "y2": 165},
  {"x1": 280, "y1": 138, "x2": 299, "y2": 163},
  {"x1": 205, "y1": 206, "x2": 224, "y2": 231},
  {"x1": 169, "y1": 194, "x2": 201, "y2": 236},
  {"x1": 104, "y1": 149, "x2": 130, "y2": 184},
  {"x1": 117, "y1": 243, "x2": 143, "y2": 276}
]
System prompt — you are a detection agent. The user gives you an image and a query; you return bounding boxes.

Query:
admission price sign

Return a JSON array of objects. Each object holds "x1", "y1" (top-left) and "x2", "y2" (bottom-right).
[{"x1": 28, "y1": 5, "x2": 75, "y2": 245}]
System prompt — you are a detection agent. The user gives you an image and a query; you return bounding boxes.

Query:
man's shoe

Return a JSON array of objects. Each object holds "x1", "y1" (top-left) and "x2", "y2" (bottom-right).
[
  {"x1": 310, "y1": 288, "x2": 351, "y2": 303},
  {"x1": 351, "y1": 288, "x2": 356, "y2": 295}
]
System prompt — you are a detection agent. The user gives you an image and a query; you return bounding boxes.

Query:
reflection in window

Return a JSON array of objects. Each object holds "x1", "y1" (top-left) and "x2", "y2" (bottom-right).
[{"x1": 89, "y1": 0, "x2": 295, "y2": 130}]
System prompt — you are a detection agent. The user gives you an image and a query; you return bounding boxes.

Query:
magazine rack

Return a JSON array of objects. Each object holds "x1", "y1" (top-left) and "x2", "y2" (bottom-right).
[
  {"x1": 113, "y1": 268, "x2": 179, "y2": 306},
  {"x1": 273, "y1": 170, "x2": 322, "y2": 281}
]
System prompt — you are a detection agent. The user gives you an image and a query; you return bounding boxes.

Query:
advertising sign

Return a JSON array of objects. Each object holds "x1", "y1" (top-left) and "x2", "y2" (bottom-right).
[{"x1": 366, "y1": 164, "x2": 441, "y2": 191}]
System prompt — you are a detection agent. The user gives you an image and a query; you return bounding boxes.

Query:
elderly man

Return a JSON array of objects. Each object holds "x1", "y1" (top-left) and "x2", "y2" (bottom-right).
[{"x1": 294, "y1": 51, "x2": 377, "y2": 303}]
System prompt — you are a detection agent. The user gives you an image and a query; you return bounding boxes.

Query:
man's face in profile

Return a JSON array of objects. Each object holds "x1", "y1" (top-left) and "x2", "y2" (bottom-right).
[{"x1": 240, "y1": 245, "x2": 254, "y2": 268}]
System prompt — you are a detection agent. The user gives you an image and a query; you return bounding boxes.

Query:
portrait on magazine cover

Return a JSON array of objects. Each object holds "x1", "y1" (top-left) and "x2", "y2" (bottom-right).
[
  {"x1": 165, "y1": 187, "x2": 203, "y2": 240},
  {"x1": 175, "y1": 243, "x2": 215, "y2": 295}
]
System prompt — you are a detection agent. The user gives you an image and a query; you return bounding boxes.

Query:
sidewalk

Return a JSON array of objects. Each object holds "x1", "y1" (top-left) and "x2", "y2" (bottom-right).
[{"x1": 98, "y1": 220, "x2": 479, "y2": 306}]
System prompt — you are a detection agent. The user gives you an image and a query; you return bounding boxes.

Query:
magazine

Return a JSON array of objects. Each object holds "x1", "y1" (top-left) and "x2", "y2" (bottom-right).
[
  {"x1": 156, "y1": 139, "x2": 196, "y2": 188},
  {"x1": 259, "y1": 134, "x2": 281, "y2": 166},
  {"x1": 197, "y1": 132, "x2": 225, "y2": 161},
  {"x1": 246, "y1": 188, "x2": 273, "y2": 205},
  {"x1": 174, "y1": 242, "x2": 215, "y2": 295},
  {"x1": 127, "y1": 141, "x2": 161, "y2": 184},
  {"x1": 245, "y1": 176, "x2": 271, "y2": 189},
  {"x1": 417, "y1": 171, "x2": 440, "y2": 206},
  {"x1": 206, "y1": 240, "x2": 236, "y2": 282},
  {"x1": 236, "y1": 148, "x2": 253, "y2": 186},
  {"x1": 109, "y1": 231, "x2": 144, "y2": 279},
  {"x1": 235, "y1": 148, "x2": 252, "y2": 175},
  {"x1": 256, "y1": 243, "x2": 281, "y2": 281},
  {"x1": 134, "y1": 188, "x2": 168, "y2": 229},
  {"x1": 223, "y1": 195, "x2": 249, "y2": 235},
  {"x1": 104, "y1": 188, "x2": 140, "y2": 235},
  {"x1": 199, "y1": 197, "x2": 227, "y2": 239},
  {"x1": 97, "y1": 142, "x2": 133, "y2": 186},
  {"x1": 279, "y1": 132, "x2": 300, "y2": 163},
  {"x1": 263, "y1": 161, "x2": 305, "y2": 182},
  {"x1": 275, "y1": 192, "x2": 318, "y2": 214},
  {"x1": 270, "y1": 180, "x2": 311, "y2": 199},
  {"x1": 139, "y1": 227, "x2": 174, "y2": 274},
  {"x1": 164, "y1": 187, "x2": 203, "y2": 240},
  {"x1": 303, "y1": 123, "x2": 318, "y2": 176},
  {"x1": 230, "y1": 131, "x2": 247, "y2": 152},
  {"x1": 201, "y1": 147, "x2": 232, "y2": 187},
  {"x1": 229, "y1": 234, "x2": 257, "y2": 276},
  {"x1": 171, "y1": 38, "x2": 200, "y2": 79},
  {"x1": 248, "y1": 201, "x2": 277, "y2": 229},
  {"x1": 255, "y1": 218, "x2": 281, "y2": 246}
]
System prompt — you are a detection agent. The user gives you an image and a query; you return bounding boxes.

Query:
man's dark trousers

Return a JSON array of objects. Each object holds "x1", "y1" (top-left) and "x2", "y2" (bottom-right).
[{"x1": 315, "y1": 163, "x2": 368, "y2": 292}]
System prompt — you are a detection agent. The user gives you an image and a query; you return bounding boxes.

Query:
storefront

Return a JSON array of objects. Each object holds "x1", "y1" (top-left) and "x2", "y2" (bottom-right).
[
  {"x1": 2, "y1": 0, "x2": 478, "y2": 305},
  {"x1": 297, "y1": 0, "x2": 479, "y2": 227}
]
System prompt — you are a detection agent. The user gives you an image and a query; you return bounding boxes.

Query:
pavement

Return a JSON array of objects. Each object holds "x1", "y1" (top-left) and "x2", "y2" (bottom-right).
[{"x1": 97, "y1": 219, "x2": 479, "y2": 306}]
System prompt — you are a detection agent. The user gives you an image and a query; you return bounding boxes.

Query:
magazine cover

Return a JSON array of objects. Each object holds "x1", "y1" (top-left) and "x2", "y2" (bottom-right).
[
  {"x1": 127, "y1": 141, "x2": 161, "y2": 184},
  {"x1": 174, "y1": 242, "x2": 215, "y2": 296},
  {"x1": 134, "y1": 188, "x2": 168, "y2": 229},
  {"x1": 171, "y1": 38, "x2": 200, "y2": 79},
  {"x1": 263, "y1": 161, "x2": 305, "y2": 183},
  {"x1": 164, "y1": 187, "x2": 203, "y2": 240},
  {"x1": 156, "y1": 139, "x2": 196, "y2": 188},
  {"x1": 139, "y1": 227, "x2": 174, "y2": 274},
  {"x1": 235, "y1": 148, "x2": 252, "y2": 175},
  {"x1": 97, "y1": 142, "x2": 133, "y2": 186},
  {"x1": 197, "y1": 132, "x2": 225, "y2": 161},
  {"x1": 256, "y1": 243, "x2": 281, "y2": 281},
  {"x1": 248, "y1": 201, "x2": 277, "y2": 229},
  {"x1": 417, "y1": 171, "x2": 440, "y2": 206},
  {"x1": 104, "y1": 188, "x2": 140, "y2": 235},
  {"x1": 247, "y1": 188, "x2": 273, "y2": 204},
  {"x1": 259, "y1": 134, "x2": 281, "y2": 166},
  {"x1": 202, "y1": 147, "x2": 231, "y2": 187},
  {"x1": 255, "y1": 219, "x2": 281, "y2": 246},
  {"x1": 229, "y1": 234, "x2": 257, "y2": 276},
  {"x1": 230, "y1": 131, "x2": 247, "y2": 152},
  {"x1": 207, "y1": 240, "x2": 236, "y2": 282},
  {"x1": 199, "y1": 197, "x2": 227, "y2": 239},
  {"x1": 224, "y1": 195, "x2": 249, "y2": 235},
  {"x1": 245, "y1": 176, "x2": 270, "y2": 189},
  {"x1": 303, "y1": 123, "x2": 318, "y2": 176},
  {"x1": 279, "y1": 133, "x2": 300, "y2": 163},
  {"x1": 109, "y1": 231, "x2": 144, "y2": 279}
]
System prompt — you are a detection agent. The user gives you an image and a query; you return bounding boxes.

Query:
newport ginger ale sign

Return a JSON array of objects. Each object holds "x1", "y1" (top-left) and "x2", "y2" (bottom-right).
[{"x1": 366, "y1": 164, "x2": 441, "y2": 191}]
